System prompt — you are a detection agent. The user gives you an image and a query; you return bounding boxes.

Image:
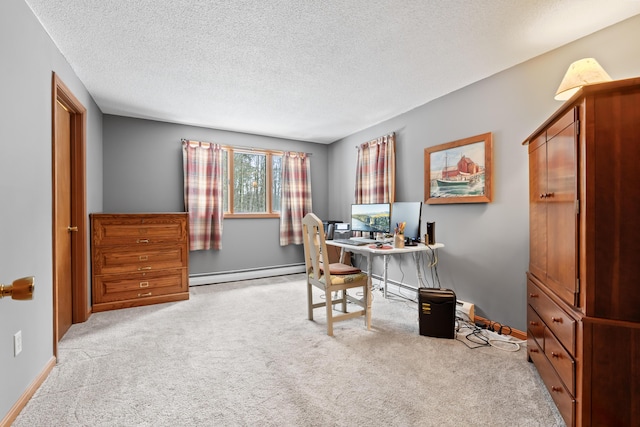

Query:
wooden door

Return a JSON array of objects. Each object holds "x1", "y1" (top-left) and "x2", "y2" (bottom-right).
[
  {"x1": 52, "y1": 73, "x2": 88, "y2": 357},
  {"x1": 54, "y1": 100, "x2": 73, "y2": 339}
]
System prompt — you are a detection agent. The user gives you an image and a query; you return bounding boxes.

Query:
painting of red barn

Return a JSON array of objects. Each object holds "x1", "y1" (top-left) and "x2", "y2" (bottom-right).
[{"x1": 424, "y1": 132, "x2": 493, "y2": 204}]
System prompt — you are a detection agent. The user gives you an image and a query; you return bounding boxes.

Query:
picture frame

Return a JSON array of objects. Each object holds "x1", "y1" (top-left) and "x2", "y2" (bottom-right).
[{"x1": 424, "y1": 132, "x2": 493, "y2": 204}]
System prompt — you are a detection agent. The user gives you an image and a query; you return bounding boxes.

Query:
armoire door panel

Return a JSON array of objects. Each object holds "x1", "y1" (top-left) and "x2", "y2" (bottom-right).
[
  {"x1": 545, "y1": 121, "x2": 578, "y2": 306},
  {"x1": 528, "y1": 135, "x2": 547, "y2": 282}
]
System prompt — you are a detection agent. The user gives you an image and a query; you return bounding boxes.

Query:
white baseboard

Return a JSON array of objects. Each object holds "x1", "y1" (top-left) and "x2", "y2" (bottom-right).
[{"x1": 189, "y1": 264, "x2": 306, "y2": 286}]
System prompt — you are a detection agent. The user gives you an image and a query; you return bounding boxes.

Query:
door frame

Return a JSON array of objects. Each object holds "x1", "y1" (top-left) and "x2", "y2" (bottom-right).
[{"x1": 52, "y1": 73, "x2": 89, "y2": 357}]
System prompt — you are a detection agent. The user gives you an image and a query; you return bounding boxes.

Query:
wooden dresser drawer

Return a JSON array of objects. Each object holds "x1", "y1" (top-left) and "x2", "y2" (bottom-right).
[
  {"x1": 93, "y1": 245, "x2": 188, "y2": 274},
  {"x1": 94, "y1": 268, "x2": 187, "y2": 303},
  {"x1": 528, "y1": 338, "x2": 575, "y2": 427},
  {"x1": 527, "y1": 305, "x2": 545, "y2": 349},
  {"x1": 544, "y1": 327, "x2": 575, "y2": 395},
  {"x1": 92, "y1": 214, "x2": 186, "y2": 246},
  {"x1": 527, "y1": 279, "x2": 576, "y2": 354}
]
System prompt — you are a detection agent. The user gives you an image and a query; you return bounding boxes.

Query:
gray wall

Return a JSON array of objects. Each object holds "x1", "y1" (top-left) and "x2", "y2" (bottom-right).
[
  {"x1": 328, "y1": 14, "x2": 640, "y2": 331},
  {"x1": 0, "y1": 0, "x2": 103, "y2": 421},
  {"x1": 102, "y1": 115, "x2": 330, "y2": 275}
]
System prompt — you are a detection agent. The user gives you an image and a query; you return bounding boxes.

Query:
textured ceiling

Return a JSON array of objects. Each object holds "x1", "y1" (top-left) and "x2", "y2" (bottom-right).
[{"x1": 24, "y1": 0, "x2": 640, "y2": 143}]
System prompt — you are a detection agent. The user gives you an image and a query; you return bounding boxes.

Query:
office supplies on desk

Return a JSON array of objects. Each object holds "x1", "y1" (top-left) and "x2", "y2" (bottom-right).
[
  {"x1": 332, "y1": 238, "x2": 376, "y2": 246},
  {"x1": 323, "y1": 220, "x2": 342, "y2": 239},
  {"x1": 368, "y1": 243, "x2": 392, "y2": 249},
  {"x1": 330, "y1": 223, "x2": 351, "y2": 240},
  {"x1": 426, "y1": 222, "x2": 436, "y2": 245}
]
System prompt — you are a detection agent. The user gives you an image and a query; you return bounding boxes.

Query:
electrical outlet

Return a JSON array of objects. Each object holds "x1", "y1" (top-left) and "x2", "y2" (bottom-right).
[{"x1": 14, "y1": 330, "x2": 22, "y2": 356}]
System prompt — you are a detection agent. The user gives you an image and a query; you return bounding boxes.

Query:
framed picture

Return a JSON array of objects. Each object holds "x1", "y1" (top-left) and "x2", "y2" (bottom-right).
[{"x1": 424, "y1": 132, "x2": 493, "y2": 204}]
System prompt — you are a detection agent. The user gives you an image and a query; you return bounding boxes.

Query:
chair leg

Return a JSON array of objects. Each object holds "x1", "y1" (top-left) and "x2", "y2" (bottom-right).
[
  {"x1": 325, "y1": 290, "x2": 334, "y2": 336},
  {"x1": 341, "y1": 290, "x2": 347, "y2": 313},
  {"x1": 307, "y1": 280, "x2": 314, "y2": 321},
  {"x1": 332, "y1": 291, "x2": 340, "y2": 311}
]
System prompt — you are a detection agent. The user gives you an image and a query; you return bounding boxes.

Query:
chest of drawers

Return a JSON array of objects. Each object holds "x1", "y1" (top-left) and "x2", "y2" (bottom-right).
[{"x1": 91, "y1": 213, "x2": 189, "y2": 312}]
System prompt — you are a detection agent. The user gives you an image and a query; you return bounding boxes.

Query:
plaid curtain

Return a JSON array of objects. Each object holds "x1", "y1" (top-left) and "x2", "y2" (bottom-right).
[
  {"x1": 355, "y1": 133, "x2": 396, "y2": 204},
  {"x1": 280, "y1": 152, "x2": 312, "y2": 246},
  {"x1": 182, "y1": 140, "x2": 224, "y2": 250}
]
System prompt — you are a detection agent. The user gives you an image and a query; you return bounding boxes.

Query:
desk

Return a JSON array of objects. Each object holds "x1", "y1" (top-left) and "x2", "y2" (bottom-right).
[{"x1": 325, "y1": 240, "x2": 444, "y2": 299}]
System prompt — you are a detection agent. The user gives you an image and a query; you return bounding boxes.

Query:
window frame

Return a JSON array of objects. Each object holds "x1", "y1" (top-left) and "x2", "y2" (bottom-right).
[{"x1": 224, "y1": 147, "x2": 282, "y2": 219}]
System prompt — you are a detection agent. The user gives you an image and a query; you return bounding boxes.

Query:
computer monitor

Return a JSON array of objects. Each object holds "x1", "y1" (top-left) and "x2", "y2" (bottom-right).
[
  {"x1": 391, "y1": 201, "x2": 423, "y2": 243},
  {"x1": 350, "y1": 203, "x2": 391, "y2": 239}
]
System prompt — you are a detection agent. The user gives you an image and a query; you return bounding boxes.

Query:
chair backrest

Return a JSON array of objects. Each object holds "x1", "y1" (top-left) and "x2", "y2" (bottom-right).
[{"x1": 302, "y1": 213, "x2": 332, "y2": 283}]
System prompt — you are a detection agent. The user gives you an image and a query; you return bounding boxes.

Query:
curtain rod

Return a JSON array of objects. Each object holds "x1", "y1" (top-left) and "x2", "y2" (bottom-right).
[
  {"x1": 181, "y1": 139, "x2": 312, "y2": 156},
  {"x1": 355, "y1": 132, "x2": 396, "y2": 149}
]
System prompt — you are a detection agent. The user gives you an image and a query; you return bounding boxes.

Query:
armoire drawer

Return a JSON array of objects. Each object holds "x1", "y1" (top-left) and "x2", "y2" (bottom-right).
[
  {"x1": 527, "y1": 279, "x2": 576, "y2": 354},
  {"x1": 528, "y1": 337, "x2": 575, "y2": 427},
  {"x1": 92, "y1": 245, "x2": 187, "y2": 274},
  {"x1": 527, "y1": 305, "x2": 545, "y2": 349},
  {"x1": 93, "y1": 268, "x2": 187, "y2": 303},
  {"x1": 544, "y1": 327, "x2": 575, "y2": 395}
]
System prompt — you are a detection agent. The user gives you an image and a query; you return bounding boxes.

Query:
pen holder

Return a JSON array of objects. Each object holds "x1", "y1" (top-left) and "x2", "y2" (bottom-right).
[{"x1": 394, "y1": 233, "x2": 405, "y2": 248}]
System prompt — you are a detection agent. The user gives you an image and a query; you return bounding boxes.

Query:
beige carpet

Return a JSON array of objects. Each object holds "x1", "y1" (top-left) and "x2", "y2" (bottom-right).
[{"x1": 13, "y1": 274, "x2": 564, "y2": 426}]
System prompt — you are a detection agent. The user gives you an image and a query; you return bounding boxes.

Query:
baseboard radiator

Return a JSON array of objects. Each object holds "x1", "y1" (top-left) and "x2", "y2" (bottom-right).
[{"x1": 189, "y1": 263, "x2": 306, "y2": 286}]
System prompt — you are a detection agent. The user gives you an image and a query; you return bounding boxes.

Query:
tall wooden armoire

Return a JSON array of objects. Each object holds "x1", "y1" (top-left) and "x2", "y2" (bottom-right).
[{"x1": 523, "y1": 78, "x2": 640, "y2": 427}]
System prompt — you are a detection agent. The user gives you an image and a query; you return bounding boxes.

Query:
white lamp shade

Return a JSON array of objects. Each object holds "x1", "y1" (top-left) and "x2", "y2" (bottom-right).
[{"x1": 554, "y1": 58, "x2": 612, "y2": 101}]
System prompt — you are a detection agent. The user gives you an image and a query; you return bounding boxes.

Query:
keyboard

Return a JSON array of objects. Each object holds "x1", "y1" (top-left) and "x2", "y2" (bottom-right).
[{"x1": 332, "y1": 238, "x2": 377, "y2": 246}]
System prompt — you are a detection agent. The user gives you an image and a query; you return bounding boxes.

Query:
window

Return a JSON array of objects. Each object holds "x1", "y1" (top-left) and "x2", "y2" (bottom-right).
[{"x1": 224, "y1": 149, "x2": 282, "y2": 218}]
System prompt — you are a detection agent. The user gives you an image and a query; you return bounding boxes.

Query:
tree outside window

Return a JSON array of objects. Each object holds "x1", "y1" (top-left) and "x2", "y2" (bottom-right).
[{"x1": 224, "y1": 149, "x2": 281, "y2": 218}]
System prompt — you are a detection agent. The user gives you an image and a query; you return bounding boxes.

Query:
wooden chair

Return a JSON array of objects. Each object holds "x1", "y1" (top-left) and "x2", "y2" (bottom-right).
[{"x1": 302, "y1": 213, "x2": 371, "y2": 336}]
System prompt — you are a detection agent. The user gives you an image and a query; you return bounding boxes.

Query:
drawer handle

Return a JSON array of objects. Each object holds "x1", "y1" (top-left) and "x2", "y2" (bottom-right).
[
  {"x1": 551, "y1": 317, "x2": 563, "y2": 323},
  {"x1": 551, "y1": 386, "x2": 562, "y2": 393},
  {"x1": 139, "y1": 281, "x2": 149, "y2": 288},
  {"x1": 137, "y1": 239, "x2": 150, "y2": 244},
  {"x1": 529, "y1": 321, "x2": 539, "y2": 326},
  {"x1": 138, "y1": 266, "x2": 152, "y2": 271},
  {"x1": 139, "y1": 255, "x2": 148, "y2": 261},
  {"x1": 551, "y1": 352, "x2": 560, "y2": 359},
  {"x1": 529, "y1": 293, "x2": 539, "y2": 298},
  {"x1": 529, "y1": 348, "x2": 539, "y2": 353},
  {"x1": 138, "y1": 292, "x2": 152, "y2": 297}
]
